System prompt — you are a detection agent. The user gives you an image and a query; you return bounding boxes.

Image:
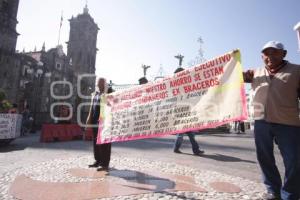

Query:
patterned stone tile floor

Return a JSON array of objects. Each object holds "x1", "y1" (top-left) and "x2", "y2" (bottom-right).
[{"x1": 0, "y1": 155, "x2": 266, "y2": 200}]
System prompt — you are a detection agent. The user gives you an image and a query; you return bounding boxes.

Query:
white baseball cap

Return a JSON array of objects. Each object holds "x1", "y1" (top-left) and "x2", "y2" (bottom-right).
[{"x1": 261, "y1": 41, "x2": 285, "y2": 52}]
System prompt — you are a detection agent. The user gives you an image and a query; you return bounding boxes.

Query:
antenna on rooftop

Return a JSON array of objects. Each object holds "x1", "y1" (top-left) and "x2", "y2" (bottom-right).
[{"x1": 57, "y1": 11, "x2": 63, "y2": 46}]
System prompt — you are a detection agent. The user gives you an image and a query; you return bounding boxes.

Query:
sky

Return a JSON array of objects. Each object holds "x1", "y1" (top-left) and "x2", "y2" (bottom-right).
[{"x1": 16, "y1": 0, "x2": 300, "y2": 85}]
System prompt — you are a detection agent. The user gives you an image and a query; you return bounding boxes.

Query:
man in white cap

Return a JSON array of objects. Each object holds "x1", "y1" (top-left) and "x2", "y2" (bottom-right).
[{"x1": 244, "y1": 41, "x2": 300, "y2": 200}]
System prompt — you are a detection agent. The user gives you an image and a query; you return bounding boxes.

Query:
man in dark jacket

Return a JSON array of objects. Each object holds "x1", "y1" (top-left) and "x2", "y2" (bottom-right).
[{"x1": 86, "y1": 78, "x2": 112, "y2": 171}]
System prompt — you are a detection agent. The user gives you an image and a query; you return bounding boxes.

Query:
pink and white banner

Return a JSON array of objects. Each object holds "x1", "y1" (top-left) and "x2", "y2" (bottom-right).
[{"x1": 97, "y1": 50, "x2": 248, "y2": 144}]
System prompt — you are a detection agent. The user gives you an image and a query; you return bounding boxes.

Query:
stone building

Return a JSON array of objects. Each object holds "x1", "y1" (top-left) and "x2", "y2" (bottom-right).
[
  {"x1": 19, "y1": 44, "x2": 75, "y2": 126},
  {"x1": 0, "y1": 1, "x2": 99, "y2": 127},
  {"x1": 0, "y1": 0, "x2": 19, "y2": 53},
  {"x1": 67, "y1": 5, "x2": 99, "y2": 123},
  {"x1": 0, "y1": 0, "x2": 20, "y2": 102}
]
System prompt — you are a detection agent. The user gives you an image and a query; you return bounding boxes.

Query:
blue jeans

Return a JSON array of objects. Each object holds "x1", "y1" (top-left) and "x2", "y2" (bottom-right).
[
  {"x1": 254, "y1": 120, "x2": 300, "y2": 200},
  {"x1": 173, "y1": 132, "x2": 200, "y2": 154}
]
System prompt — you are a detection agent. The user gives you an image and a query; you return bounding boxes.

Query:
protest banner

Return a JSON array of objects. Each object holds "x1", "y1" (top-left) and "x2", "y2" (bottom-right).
[
  {"x1": 97, "y1": 50, "x2": 248, "y2": 144},
  {"x1": 0, "y1": 114, "x2": 22, "y2": 139}
]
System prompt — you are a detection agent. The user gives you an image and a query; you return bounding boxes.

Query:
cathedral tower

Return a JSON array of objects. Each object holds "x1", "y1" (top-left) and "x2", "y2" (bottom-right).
[
  {"x1": 67, "y1": 4, "x2": 99, "y2": 76},
  {"x1": 0, "y1": 0, "x2": 20, "y2": 103},
  {"x1": 67, "y1": 4, "x2": 99, "y2": 123},
  {"x1": 0, "y1": 0, "x2": 19, "y2": 53}
]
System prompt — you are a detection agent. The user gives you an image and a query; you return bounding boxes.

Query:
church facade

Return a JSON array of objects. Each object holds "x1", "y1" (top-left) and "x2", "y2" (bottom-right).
[{"x1": 0, "y1": 0, "x2": 99, "y2": 127}]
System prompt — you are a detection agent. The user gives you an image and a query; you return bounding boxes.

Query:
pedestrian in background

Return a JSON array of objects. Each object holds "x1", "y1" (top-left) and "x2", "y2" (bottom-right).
[
  {"x1": 173, "y1": 67, "x2": 205, "y2": 155},
  {"x1": 21, "y1": 105, "x2": 33, "y2": 136},
  {"x1": 237, "y1": 121, "x2": 245, "y2": 134}
]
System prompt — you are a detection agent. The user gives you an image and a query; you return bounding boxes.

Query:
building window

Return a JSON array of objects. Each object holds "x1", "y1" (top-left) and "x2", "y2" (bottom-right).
[
  {"x1": 23, "y1": 65, "x2": 29, "y2": 76},
  {"x1": 56, "y1": 63, "x2": 61, "y2": 70}
]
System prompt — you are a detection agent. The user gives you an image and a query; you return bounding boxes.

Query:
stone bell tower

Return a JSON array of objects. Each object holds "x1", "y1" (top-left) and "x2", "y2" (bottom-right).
[
  {"x1": 67, "y1": 4, "x2": 99, "y2": 77},
  {"x1": 67, "y1": 3, "x2": 99, "y2": 123},
  {"x1": 0, "y1": 0, "x2": 20, "y2": 53}
]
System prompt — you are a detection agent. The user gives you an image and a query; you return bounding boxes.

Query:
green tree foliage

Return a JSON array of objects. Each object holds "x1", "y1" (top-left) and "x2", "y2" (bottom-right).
[
  {"x1": 0, "y1": 89, "x2": 5, "y2": 102},
  {"x1": 0, "y1": 89, "x2": 12, "y2": 113}
]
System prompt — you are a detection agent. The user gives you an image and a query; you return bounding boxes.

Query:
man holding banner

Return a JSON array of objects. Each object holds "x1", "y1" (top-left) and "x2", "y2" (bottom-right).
[
  {"x1": 86, "y1": 77, "x2": 111, "y2": 171},
  {"x1": 244, "y1": 41, "x2": 300, "y2": 200}
]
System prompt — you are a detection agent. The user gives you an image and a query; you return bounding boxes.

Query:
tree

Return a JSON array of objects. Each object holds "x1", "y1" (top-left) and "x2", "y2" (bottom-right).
[
  {"x1": 0, "y1": 89, "x2": 5, "y2": 102},
  {"x1": 0, "y1": 89, "x2": 12, "y2": 113}
]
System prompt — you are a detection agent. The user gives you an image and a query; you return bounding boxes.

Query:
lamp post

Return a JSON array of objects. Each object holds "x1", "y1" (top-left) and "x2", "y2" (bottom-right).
[
  {"x1": 34, "y1": 68, "x2": 43, "y2": 130},
  {"x1": 294, "y1": 22, "x2": 300, "y2": 52}
]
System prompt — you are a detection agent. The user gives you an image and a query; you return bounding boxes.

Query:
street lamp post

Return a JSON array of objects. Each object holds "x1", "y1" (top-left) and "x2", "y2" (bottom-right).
[
  {"x1": 32, "y1": 68, "x2": 44, "y2": 131},
  {"x1": 294, "y1": 22, "x2": 300, "y2": 52}
]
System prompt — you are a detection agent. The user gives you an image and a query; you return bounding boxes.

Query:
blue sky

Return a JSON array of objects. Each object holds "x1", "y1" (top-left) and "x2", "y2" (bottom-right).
[{"x1": 16, "y1": 0, "x2": 300, "y2": 84}]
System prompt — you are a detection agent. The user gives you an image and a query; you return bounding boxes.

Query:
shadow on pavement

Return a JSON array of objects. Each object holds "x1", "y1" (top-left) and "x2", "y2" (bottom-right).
[
  {"x1": 0, "y1": 143, "x2": 26, "y2": 152},
  {"x1": 176, "y1": 152, "x2": 256, "y2": 164},
  {"x1": 108, "y1": 169, "x2": 176, "y2": 191},
  {"x1": 201, "y1": 133, "x2": 253, "y2": 139},
  {"x1": 199, "y1": 153, "x2": 256, "y2": 164}
]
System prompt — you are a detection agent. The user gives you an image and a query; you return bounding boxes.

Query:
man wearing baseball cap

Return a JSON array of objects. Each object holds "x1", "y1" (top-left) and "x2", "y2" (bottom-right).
[{"x1": 244, "y1": 41, "x2": 300, "y2": 200}]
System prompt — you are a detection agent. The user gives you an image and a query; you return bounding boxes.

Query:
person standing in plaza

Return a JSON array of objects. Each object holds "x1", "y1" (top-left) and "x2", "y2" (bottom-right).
[
  {"x1": 8, "y1": 103, "x2": 19, "y2": 114},
  {"x1": 21, "y1": 105, "x2": 33, "y2": 136},
  {"x1": 244, "y1": 41, "x2": 300, "y2": 200},
  {"x1": 86, "y1": 77, "x2": 112, "y2": 171},
  {"x1": 236, "y1": 121, "x2": 245, "y2": 134},
  {"x1": 173, "y1": 67, "x2": 205, "y2": 155}
]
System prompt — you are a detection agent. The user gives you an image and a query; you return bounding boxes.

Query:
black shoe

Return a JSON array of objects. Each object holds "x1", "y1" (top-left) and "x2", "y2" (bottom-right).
[
  {"x1": 97, "y1": 166, "x2": 109, "y2": 171},
  {"x1": 174, "y1": 149, "x2": 182, "y2": 153},
  {"x1": 194, "y1": 149, "x2": 205, "y2": 155},
  {"x1": 262, "y1": 192, "x2": 281, "y2": 200},
  {"x1": 88, "y1": 162, "x2": 100, "y2": 168}
]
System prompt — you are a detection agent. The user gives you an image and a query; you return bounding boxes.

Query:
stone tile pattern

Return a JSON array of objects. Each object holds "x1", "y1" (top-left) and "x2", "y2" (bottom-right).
[{"x1": 0, "y1": 155, "x2": 266, "y2": 200}]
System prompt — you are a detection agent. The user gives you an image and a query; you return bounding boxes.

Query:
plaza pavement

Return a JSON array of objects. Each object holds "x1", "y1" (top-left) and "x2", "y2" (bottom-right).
[{"x1": 0, "y1": 130, "x2": 283, "y2": 200}]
